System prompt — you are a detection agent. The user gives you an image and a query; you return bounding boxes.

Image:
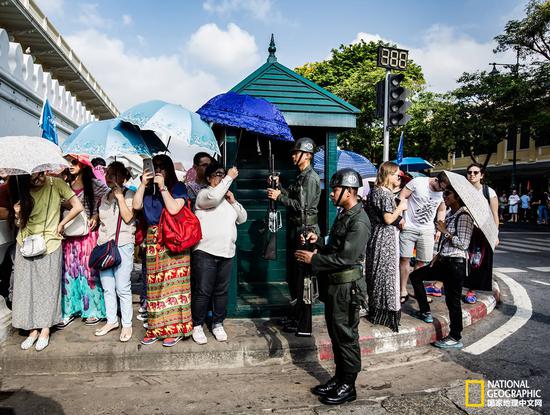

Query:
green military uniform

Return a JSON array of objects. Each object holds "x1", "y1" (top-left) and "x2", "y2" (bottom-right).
[
  {"x1": 276, "y1": 138, "x2": 320, "y2": 336},
  {"x1": 308, "y1": 168, "x2": 371, "y2": 405}
]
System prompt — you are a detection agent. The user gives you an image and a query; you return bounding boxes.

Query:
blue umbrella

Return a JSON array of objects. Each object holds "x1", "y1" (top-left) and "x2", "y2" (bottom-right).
[
  {"x1": 119, "y1": 100, "x2": 220, "y2": 156},
  {"x1": 314, "y1": 149, "x2": 377, "y2": 178},
  {"x1": 61, "y1": 119, "x2": 168, "y2": 158},
  {"x1": 197, "y1": 92, "x2": 293, "y2": 142},
  {"x1": 393, "y1": 156, "x2": 434, "y2": 172}
]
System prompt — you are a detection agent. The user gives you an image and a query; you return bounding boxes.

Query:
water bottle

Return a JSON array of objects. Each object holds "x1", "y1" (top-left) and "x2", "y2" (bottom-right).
[{"x1": 471, "y1": 247, "x2": 482, "y2": 266}]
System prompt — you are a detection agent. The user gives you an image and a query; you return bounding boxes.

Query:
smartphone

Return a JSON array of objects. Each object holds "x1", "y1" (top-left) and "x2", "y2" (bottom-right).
[
  {"x1": 142, "y1": 158, "x2": 155, "y2": 194},
  {"x1": 143, "y1": 158, "x2": 154, "y2": 173}
]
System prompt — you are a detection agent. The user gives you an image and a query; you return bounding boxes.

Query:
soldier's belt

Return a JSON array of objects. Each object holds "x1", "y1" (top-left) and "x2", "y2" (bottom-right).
[
  {"x1": 327, "y1": 267, "x2": 362, "y2": 285},
  {"x1": 290, "y1": 215, "x2": 318, "y2": 226}
]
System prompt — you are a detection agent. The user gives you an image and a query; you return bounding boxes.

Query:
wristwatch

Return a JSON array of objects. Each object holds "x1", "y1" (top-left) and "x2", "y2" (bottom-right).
[
  {"x1": 444, "y1": 232, "x2": 451, "y2": 239},
  {"x1": 160, "y1": 185, "x2": 168, "y2": 192}
]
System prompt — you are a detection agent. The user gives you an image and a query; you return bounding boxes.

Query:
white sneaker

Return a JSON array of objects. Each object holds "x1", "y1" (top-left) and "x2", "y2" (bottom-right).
[
  {"x1": 212, "y1": 323, "x2": 227, "y2": 342},
  {"x1": 21, "y1": 336, "x2": 38, "y2": 350},
  {"x1": 192, "y1": 325, "x2": 207, "y2": 345}
]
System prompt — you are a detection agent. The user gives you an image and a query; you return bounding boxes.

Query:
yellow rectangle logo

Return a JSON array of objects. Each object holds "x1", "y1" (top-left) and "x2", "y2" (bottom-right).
[{"x1": 465, "y1": 380, "x2": 485, "y2": 407}]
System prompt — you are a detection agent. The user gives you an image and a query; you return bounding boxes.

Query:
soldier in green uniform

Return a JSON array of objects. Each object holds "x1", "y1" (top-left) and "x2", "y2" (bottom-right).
[
  {"x1": 267, "y1": 137, "x2": 320, "y2": 337},
  {"x1": 295, "y1": 168, "x2": 371, "y2": 405}
]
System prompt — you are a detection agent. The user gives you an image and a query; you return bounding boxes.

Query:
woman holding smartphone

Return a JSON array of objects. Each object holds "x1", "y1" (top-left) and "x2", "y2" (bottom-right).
[{"x1": 132, "y1": 154, "x2": 192, "y2": 347}]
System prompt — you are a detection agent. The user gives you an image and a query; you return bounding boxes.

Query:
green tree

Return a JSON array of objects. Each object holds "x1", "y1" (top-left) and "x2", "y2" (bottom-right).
[
  {"x1": 495, "y1": 0, "x2": 550, "y2": 62},
  {"x1": 294, "y1": 40, "x2": 425, "y2": 163}
]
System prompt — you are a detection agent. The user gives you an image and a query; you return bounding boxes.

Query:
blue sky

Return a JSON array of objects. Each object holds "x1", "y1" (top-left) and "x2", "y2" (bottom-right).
[{"x1": 35, "y1": 0, "x2": 528, "y2": 112}]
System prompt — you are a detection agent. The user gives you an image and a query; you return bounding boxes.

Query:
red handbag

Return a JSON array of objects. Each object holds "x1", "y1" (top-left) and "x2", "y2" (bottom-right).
[{"x1": 157, "y1": 199, "x2": 202, "y2": 253}]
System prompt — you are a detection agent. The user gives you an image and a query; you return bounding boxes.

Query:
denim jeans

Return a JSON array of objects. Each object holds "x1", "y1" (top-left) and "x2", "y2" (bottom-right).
[
  {"x1": 191, "y1": 250, "x2": 233, "y2": 326},
  {"x1": 409, "y1": 257, "x2": 466, "y2": 340},
  {"x1": 99, "y1": 243, "x2": 134, "y2": 327}
]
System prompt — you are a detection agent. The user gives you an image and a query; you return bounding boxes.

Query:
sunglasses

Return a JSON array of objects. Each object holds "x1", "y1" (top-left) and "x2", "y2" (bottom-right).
[
  {"x1": 467, "y1": 170, "x2": 480, "y2": 176},
  {"x1": 70, "y1": 159, "x2": 80, "y2": 166},
  {"x1": 212, "y1": 171, "x2": 226, "y2": 178}
]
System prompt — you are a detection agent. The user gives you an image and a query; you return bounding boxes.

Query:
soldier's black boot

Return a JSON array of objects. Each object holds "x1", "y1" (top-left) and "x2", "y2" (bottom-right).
[
  {"x1": 310, "y1": 376, "x2": 339, "y2": 397},
  {"x1": 319, "y1": 382, "x2": 356, "y2": 405}
]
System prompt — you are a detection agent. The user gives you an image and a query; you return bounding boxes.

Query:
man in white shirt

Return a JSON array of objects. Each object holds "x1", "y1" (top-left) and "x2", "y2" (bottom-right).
[
  {"x1": 508, "y1": 190, "x2": 520, "y2": 223},
  {"x1": 398, "y1": 172, "x2": 447, "y2": 302}
]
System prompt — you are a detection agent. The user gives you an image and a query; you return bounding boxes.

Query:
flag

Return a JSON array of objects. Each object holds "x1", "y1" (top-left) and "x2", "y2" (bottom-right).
[
  {"x1": 39, "y1": 97, "x2": 58, "y2": 145},
  {"x1": 396, "y1": 131, "x2": 404, "y2": 164}
]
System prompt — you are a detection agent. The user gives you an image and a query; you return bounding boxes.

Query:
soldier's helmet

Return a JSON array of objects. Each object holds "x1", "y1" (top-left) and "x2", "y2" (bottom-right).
[
  {"x1": 291, "y1": 137, "x2": 316, "y2": 154},
  {"x1": 330, "y1": 168, "x2": 362, "y2": 188}
]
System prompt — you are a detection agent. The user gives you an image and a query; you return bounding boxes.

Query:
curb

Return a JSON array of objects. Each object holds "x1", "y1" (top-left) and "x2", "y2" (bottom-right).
[
  {"x1": 0, "y1": 282, "x2": 500, "y2": 376},
  {"x1": 318, "y1": 280, "x2": 500, "y2": 361}
]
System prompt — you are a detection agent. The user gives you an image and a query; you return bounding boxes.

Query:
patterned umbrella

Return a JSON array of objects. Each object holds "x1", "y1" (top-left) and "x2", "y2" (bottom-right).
[
  {"x1": 0, "y1": 135, "x2": 69, "y2": 176},
  {"x1": 119, "y1": 100, "x2": 220, "y2": 156},
  {"x1": 61, "y1": 119, "x2": 168, "y2": 159},
  {"x1": 197, "y1": 92, "x2": 293, "y2": 142}
]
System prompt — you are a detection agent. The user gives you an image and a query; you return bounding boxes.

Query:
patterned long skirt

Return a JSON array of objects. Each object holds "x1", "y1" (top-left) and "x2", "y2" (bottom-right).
[
  {"x1": 145, "y1": 226, "x2": 192, "y2": 339},
  {"x1": 62, "y1": 230, "x2": 106, "y2": 319},
  {"x1": 365, "y1": 224, "x2": 401, "y2": 332}
]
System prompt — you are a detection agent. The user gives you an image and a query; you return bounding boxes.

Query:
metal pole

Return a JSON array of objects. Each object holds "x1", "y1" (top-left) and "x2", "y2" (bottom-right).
[
  {"x1": 383, "y1": 69, "x2": 391, "y2": 162},
  {"x1": 511, "y1": 47, "x2": 520, "y2": 190}
]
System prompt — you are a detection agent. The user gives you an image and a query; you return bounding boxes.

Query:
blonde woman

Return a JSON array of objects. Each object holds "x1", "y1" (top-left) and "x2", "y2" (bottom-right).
[{"x1": 364, "y1": 162, "x2": 407, "y2": 332}]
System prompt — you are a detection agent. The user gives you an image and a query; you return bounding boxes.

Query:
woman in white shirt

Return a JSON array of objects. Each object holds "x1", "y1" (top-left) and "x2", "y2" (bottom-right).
[
  {"x1": 94, "y1": 162, "x2": 135, "y2": 342},
  {"x1": 192, "y1": 162, "x2": 247, "y2": 344}
]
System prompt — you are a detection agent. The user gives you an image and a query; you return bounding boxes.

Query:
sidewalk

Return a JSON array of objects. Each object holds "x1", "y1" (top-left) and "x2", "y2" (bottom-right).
[{"x1": 0, "y1": 281, "x2": 499, "y2": 376}]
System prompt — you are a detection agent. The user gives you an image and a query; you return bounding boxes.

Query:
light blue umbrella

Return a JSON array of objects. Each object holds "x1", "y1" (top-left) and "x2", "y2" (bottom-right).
[
  {"x1": 393, "y1": 156, "x2": 434, "y2": 172},
  {"x1": 119, "y1": 100, "x2": 220, "y2": 156},
  {"x1": 314, "y1": 148, "x2": 377, "y2": 178},
  {"x1": 61, "y1": 119, "x2": 168, "y2": 158}
]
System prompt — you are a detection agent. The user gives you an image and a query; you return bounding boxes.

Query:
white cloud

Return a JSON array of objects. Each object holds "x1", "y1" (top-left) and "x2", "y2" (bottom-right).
[
  {"x1": 65, "y1": 29, "x2": 223, "y2": 112},
  {"x1": 186, "y1": 23, "x2": 260, "y2": 73},
  {"x1": 34, "y1": 0, "x2": 64, "y2": 16},
  {"x1": 203, "y1": 0, "x2": 274, "y2": 21},
  {"x1": 353, "y1": 26, "x2": 516, "y2": 93},
  {"x1": 77, "y1": 3, "x2": 111, "y2": 28},
  {"x1": 122, "y1": 14, "x2": 133, "y2": 25},
  {"x1": 352, "y1": 32, "x2": 389, "y2": 45}
]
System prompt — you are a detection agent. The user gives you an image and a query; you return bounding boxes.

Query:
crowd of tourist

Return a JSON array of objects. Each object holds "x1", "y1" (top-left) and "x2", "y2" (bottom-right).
[
  {"x1": 0, "y1": 151, "x2": 247, "y2": 350},
  {"x1": 0, "y1": 147, "x2": 539, "y2": 355}
]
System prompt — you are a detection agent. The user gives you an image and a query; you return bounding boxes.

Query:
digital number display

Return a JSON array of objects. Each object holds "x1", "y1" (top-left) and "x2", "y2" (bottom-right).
[{"x1": 377, "y1": 46, "x2": 408, "y2": 71}]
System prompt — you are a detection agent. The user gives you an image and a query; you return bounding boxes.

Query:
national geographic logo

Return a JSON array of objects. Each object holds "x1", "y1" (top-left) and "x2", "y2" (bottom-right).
[
  {"x1": 465, "y1": 379, "x2": 543, "y2": 409},
  {"x1": 465, "y1": 380, "x2": 485, "y2": 407}
]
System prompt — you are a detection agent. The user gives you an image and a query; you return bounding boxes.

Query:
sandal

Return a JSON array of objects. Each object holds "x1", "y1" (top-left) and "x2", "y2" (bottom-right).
[
  {"x1": 120, "y1": 327, "x2": 132, "y2": 342},
  {"x1": 95, "y1": 322, "x2": 119, "y2": 336},
  {"x1": 400, "y1": 294, "x2": 409, "y2": 304}
]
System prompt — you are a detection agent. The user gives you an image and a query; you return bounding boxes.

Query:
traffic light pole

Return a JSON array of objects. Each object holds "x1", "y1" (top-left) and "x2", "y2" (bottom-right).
[{"x1": 383, "y1": 69, "x2": 391, "y2": 162}]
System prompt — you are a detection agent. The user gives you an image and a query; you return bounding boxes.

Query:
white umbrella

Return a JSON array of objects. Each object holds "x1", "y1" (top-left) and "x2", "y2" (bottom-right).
[
  {"x1": 443, "y1": 170, "x2": 498, "y2": 250},
  {"x1": 0, "y1": 136, "x2": 69, "y2": 176}
]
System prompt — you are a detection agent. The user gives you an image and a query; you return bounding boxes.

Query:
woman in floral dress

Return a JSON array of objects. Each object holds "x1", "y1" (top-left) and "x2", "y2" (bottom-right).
[{"x1": 365, "y1": 162, "x2": 408, "y2": 332}]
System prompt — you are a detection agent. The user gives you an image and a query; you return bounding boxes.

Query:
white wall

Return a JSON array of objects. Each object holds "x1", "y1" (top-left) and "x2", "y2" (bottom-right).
[{"x1": 0, "y1": 27, "x2": 96, "y2": 140}]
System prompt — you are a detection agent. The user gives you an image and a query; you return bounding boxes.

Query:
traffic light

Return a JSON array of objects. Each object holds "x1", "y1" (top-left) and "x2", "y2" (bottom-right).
[{"x1": 387, "y1": 73, "x2": 411, "y2": 127}]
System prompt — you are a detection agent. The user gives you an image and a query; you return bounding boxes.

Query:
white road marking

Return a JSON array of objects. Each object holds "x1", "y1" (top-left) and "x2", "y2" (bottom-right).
[
  {"x1": 506, "y1": 241, "x2": 550, "y2": 250},
  {"x1": 463, "y1": 272, "x2": 532, "y2": 355},
  {"x1": 528, "y1": 267, "x2": 550, "y2": 273},
  {"x1": 531, "y1": 280, "x2": 550, "y2": 286},
  {"x1": 523, "y1": 237, "x2": 550, "y2": 243},
  {"x1": 493, "y1": 267, "x2": 527, "y2": 273},
  {"x1": 496, "y1": 244, "x2": 539, "y2": 253}
]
